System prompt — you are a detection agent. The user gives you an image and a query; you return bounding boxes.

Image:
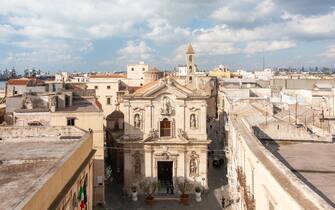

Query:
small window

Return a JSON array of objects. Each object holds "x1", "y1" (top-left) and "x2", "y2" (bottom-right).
[
  {"x1": 94, "y1": 86, "x2": 98, "y2": 89},
  {"x1": 131, "y1": 68, "x2": 134, "y2": 71},
  {"x1": 14, "y1": 91, "x2": 18, "y2": 94},
  {"x1": 107, "y1": 97, "x2": 111, "y2": 105},
  {"x1": 142, "y1": 68, "x2": 145, "y2": 71},
  {"x1": 67, "y1": 118, "x2": 75, "y2": 126},
  {"x1": 107, "y1": 85, "x2": 111, "y2": 89},
  {"x1": 140, "y1": 83, "x2": 143, "y2": 86},
  {"x1": 140, "y1": 77, "x2": 143, "y2": 79}
]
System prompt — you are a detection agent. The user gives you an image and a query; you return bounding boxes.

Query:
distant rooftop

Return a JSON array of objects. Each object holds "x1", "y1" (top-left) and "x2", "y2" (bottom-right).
[
  {"x1": 0, "y1": 126, "x2": 88, "y2": 210},
  {"x1": 56, "y1": 98, "x2": 102, "y2": 112},
  {"x1": 90, "y1": 73, "x2": 127, "y2": 79},
  {"x1": 7, "y1": 78, "x2": 45, "y2": 86}
]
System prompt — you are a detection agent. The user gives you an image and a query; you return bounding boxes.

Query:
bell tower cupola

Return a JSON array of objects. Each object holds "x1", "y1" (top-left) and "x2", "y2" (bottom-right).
[{"x1": 186, "y1": 43, "x2": 196, "y2": 74}]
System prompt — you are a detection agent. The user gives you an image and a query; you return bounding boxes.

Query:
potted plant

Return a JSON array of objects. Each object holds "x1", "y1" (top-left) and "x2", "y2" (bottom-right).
[
  {"x1": 177, "y1": 178, "x2": 191, "y2": 205},
  {"x1": 195, "y1": 186, "x2": 202, "y2": 202},
  {"x1": 141, "y1": 179, "x2": 158, "y2": 206},
  {"x1": 131, "y1": 185, "x2": 138, "y2": 201}
]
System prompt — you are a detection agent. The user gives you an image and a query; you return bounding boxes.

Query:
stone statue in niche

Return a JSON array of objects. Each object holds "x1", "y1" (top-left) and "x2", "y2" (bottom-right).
[
  {"x1": 190, "y1": 114, "x2": 196, "y2": 128},
  {"x1": 189, "y1": 151, "x2": 200, "y2": 177},
  {"x1": 161, "y1": 96, "x2": 172, "y2": 115},
  {"x1": 134, "y1": 114, "x2": 141, "y2": 128},
  {"x1": 22, "y1": 95, "x2": 33, "y2": 110},
  {"x1": 133, "y1": 152, "x2": 141, "y2": 175}
]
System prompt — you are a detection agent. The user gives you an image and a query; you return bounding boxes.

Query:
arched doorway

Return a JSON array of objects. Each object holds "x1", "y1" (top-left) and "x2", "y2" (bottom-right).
[{"x1": 160, "y1": 118, "x2": 171, "y2": 137}]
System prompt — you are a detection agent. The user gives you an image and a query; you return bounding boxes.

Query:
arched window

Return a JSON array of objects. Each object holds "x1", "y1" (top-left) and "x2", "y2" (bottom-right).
[
  {"x1": 189, "y1": 55, "x2": 192, "y2": 62},
  {"x1": 160, "y1": 118, "x2": 171, "y2": 137}
]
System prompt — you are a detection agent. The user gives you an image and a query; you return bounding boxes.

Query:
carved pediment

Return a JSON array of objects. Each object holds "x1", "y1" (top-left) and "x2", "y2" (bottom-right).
[{"x1": 141, "y1": 79, "x2": 194, "y2": 98}]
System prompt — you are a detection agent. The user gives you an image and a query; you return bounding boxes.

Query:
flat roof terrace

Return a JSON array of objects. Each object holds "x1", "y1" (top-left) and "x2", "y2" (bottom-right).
[
  {"x1": 0, "y1": 126, "x2": 88, "y2": 210},
  {"x1": 265, "y1": 141, "x2": 335, "y2": 207}
]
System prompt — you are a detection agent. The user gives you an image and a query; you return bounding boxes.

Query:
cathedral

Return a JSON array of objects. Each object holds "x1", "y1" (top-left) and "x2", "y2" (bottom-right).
[{"x1": 115, "y1": 44, "x2": 217, "y2": 192}]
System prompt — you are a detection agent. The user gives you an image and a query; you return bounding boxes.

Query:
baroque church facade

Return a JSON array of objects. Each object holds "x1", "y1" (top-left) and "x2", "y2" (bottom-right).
[{"x1": 116, "y1": 44, "x2": 217, "y2": 191}]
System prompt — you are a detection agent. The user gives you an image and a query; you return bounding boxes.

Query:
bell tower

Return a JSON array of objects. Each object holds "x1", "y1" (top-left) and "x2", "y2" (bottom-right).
[{"x1": 186, "y1": 43, "x2": 195, "y2": 74}]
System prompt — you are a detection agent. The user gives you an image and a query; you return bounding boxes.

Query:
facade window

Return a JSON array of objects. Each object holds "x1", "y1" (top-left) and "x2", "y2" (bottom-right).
[
  {"x1": 107, "y1": 85, "x2": 111, "y2": 89},
  {"x1": 160, "y1": 118, "x2": 171, "y2": 137},
  {"x1": 94, "y1": 85, "x2": 98, "y2": 89},
  {"x1": 142, "y1": 68, "x2": 145, "y2": 71},
  {"x1": 107, "y1": 97, "x2": 111, "y2": 105},
  {"x1": 67, "y1": 118, "x2": 75, "y2": 126},
  {"x1": 65, "y1": 95, "x2": 70, "y2": 107},
  {"x1": 131, "y1": 68, "x2": 134, "y2": 71},
  {"x1": 140, "y1": 83, "x2": 143, "y2": 86}
]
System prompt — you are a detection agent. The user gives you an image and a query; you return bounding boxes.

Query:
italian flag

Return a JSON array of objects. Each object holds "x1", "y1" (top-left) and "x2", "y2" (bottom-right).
[{"x1": 77, "y1": 184, "x2": 87, "y2": 209}]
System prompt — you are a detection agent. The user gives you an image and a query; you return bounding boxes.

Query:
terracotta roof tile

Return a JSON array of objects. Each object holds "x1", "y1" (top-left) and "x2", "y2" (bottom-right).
[
  {"x1": 133, "y1": 80, "x2": 160, "y2": 95},
  {"x1": 7, "y1": 78, "x2": 45, "y2": 86},
  {"x1": 7, "y1": 78, "x2": 29, "y2": 85}
]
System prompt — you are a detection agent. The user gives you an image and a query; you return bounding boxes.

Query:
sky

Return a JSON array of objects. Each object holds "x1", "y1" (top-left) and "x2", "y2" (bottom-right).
[{"x1": 0, "y1": 0, "x2": 335, "y2": 73}]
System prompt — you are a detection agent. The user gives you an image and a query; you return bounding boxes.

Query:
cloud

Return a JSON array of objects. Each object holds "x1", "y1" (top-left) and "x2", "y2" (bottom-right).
[
  {"x1": 210, "y1": 0, "x2": 276, "y2": 27},
  {"x1": 145, "y1": 18, "x2": 191, "y2": 44},
  {"x1": 325, "y1": 44, "x2": 335, "y2": 58},
  {"x1": 0, "y1": 24, "x2": 16, "y2": 41},
  {"x1": 0, "y1": 0, "x2": 335, "y2": 70},
  {"x1": 277, "y1": 0, "x2": 335, "y2": 15},
  {"x1": 244, "y1": 41, "x2": 296, "y2": 53},
  {"x1": 2, "y1": 38, "x2": 86, "y2": 67},
  {"x1": 117, "y1": 40, "x2": 155, "y2": 62}
]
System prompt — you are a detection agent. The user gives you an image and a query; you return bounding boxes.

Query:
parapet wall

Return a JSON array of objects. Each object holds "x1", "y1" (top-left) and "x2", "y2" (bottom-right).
[
  {"x1": 229, "y1": 116, "x2": 333, "y2": 209},
  {"x1": 0, "y1": 126, "x2": 85, "y2": 141}
]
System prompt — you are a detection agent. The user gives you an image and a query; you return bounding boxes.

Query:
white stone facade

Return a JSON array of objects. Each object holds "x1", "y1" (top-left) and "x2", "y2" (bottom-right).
[{"x1": 120, "y1": 77, "x2": 211, "y2": 191}]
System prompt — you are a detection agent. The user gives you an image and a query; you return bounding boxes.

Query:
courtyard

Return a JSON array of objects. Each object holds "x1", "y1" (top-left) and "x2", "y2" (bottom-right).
[{"x1": 103, "y1": 154, "x2": 230, "y2": 210}]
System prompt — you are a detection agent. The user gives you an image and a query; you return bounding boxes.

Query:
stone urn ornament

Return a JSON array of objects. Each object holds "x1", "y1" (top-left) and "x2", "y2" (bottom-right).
[
  {"x1": 131, "y1": 185, "x2": 138, "y2": 201},
  {"x1": 195, "y1": 186, "x2": 202, "y2": 202}
]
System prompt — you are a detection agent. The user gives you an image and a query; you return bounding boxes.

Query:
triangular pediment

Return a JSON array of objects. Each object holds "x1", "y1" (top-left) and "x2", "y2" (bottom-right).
[{"x1": 142, "y1": 79, "x2": 194, "y2": 98}]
